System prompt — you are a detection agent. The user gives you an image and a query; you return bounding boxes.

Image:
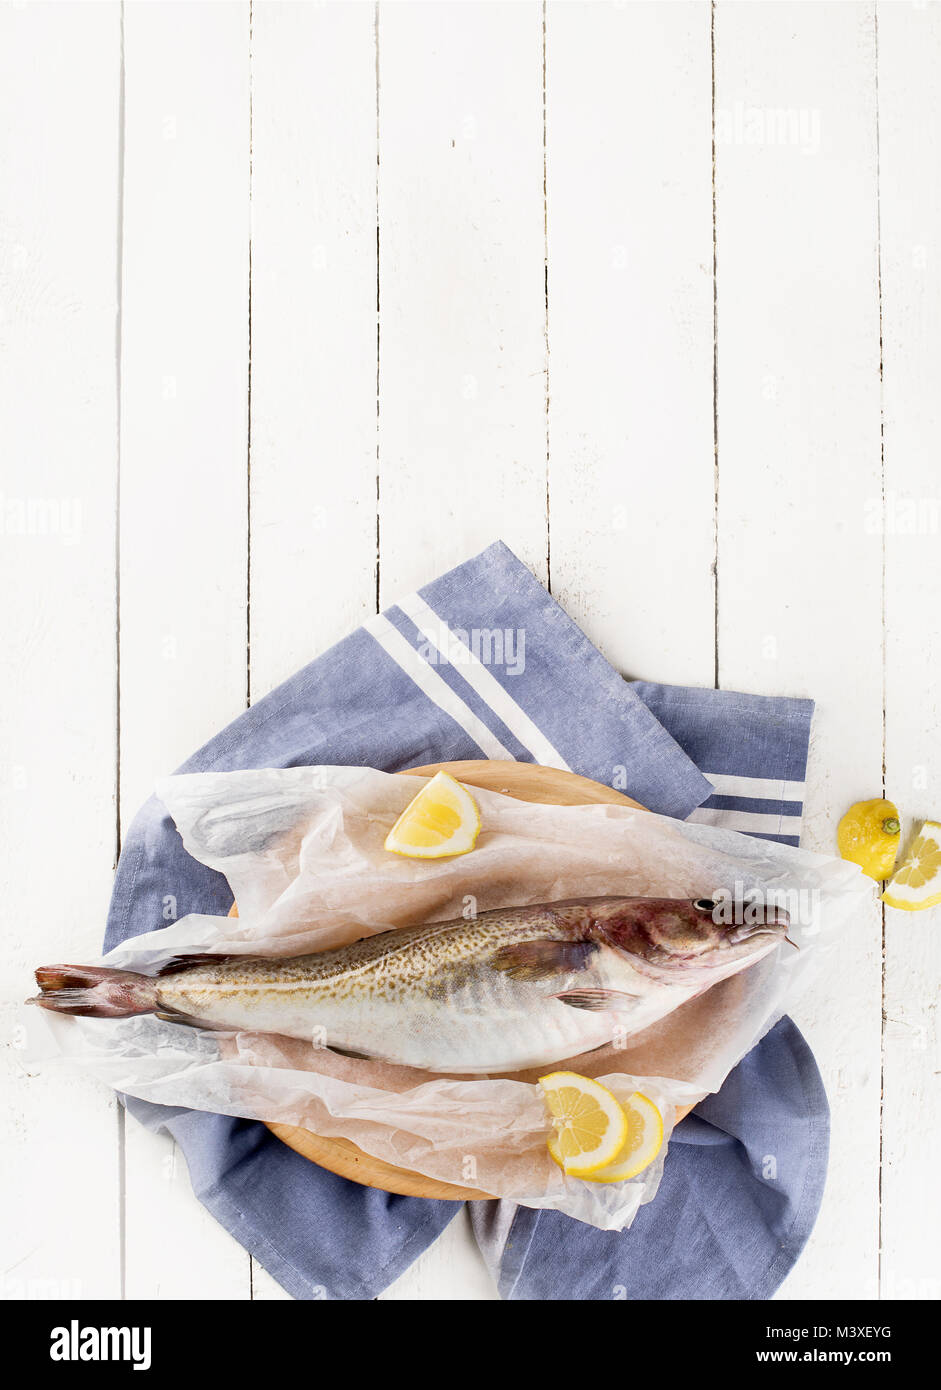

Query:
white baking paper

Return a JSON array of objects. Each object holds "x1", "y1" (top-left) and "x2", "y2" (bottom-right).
[{"x1": 24, "y1": 765, "x2": 869, "y2": 1230}]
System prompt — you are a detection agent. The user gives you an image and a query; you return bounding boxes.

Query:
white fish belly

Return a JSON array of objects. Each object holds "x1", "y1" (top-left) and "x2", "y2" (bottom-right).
[{"x1": 323, "y1": 989, "x2": 615, "y2": 1073}]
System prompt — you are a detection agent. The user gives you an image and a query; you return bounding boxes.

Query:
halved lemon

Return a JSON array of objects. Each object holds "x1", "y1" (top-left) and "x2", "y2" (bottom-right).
[
  {"x1": 577, "y1": 1092, "x2": 664, "y2": 1183},
  {"x1": 882, "y1": 820, "x2": 941, "y2": 911},
  {"x1": 384, "y1": 771, "x2": 481, "y2": 859},
  {"x1": 539, "y1": 1072, "x2": 629, "y2": 1177}
]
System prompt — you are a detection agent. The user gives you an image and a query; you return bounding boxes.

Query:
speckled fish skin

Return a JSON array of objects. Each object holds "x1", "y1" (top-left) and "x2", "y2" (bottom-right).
[{"x1": 32, "y1": 896, "x2": 788, "y2": 1074}]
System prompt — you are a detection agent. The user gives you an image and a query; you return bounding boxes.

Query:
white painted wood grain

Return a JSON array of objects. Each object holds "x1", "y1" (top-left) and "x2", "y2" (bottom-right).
[
  {"x1": 119, "y1": 0, "x2": 251, "y2": 1301},
  {"x1": 0, "y1": 0, "x2": 122, "y2": 1301},
  {"x1": 712, "y1": 1, "x2": 884, "y2": 1300},
  {"x1": 547, "y1": 0, "x2": 716, "y2": 689},
  {"x1": 250, "y1": 0, "x2": 379, "y2": 692},
  {"x1": 379, "y1": 1210, "x2": 499, "y2": 1301},
  {"x1": 877, "y1": 0, "x2": 941, "y2": 1303},
  {"x1": 247, "y1": 0, "x2": 379, "y2": 1301},
  {"x1": 377, "y1": 0, "x2": 549, "y2": 602}
]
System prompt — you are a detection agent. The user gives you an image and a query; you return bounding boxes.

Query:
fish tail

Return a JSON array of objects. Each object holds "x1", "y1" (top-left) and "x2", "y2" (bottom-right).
[{"x1": 27, "y1": 964, "x2": 158, "y2": 1018}]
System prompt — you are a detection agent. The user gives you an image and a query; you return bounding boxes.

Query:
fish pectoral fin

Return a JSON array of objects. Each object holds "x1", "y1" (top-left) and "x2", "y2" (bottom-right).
[
  {"x1": 327, "y1": 1044, "x2": 379, "y2": 1061},
  {"x1": 487, "y1": 939, "x2": 598, "y2": 982},
  {"x1": 553, "y1": 988, "x2": 639, "y2": 1013},
  {"x1": 156, "y1": 953, "x2": 239, "y2": 976}
]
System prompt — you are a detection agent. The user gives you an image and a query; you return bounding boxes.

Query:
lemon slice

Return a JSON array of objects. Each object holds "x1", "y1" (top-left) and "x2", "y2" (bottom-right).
[
  {"x1": 384, "y1": 771, "x2": 481, "y2": 859},
  {"x1": 539, "y1": 1072, "x2": 629, "y2": 1177},
  {"x1": 882, "y1": 821, "x2": 941, "y2": 911},
  {"x1": 576, "y1": 1092, "x2": 664, "y2": 1183}
]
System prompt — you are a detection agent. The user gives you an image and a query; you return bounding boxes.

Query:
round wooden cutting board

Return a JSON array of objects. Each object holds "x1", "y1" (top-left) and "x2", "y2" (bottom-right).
[{"x1": 244, "y1": 760, "x2": 690, "y2": 1201}]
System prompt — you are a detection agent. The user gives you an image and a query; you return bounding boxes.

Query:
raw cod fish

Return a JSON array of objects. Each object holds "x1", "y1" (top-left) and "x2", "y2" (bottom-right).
[{"x1": 29, "y1": 896, "x2": 789, "y2": 1074}]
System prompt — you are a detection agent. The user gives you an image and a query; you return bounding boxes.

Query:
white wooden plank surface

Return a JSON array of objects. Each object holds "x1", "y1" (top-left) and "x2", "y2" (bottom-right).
[
  {"x1": 250, "y1": 0, "x2": 379, "y2": 690},
  {"x1": 877, "y1": 0, "x2": 941, "y2": 1303},
  {"x1": 118, "y1": 0, "x2": 251, "y2": 1300},
  {"x1": 712, "y1": 1, "x2": 884, "y2": 1300},
  {"x1": 379, "y1": 1210, "x2": 499, "y2": 1301},
  {"x1": 4, "y1": 0, "x2": 940, "y2": 1303},
  {"x1": 248, "y1": 0, "x2": 379, "y2": 1302},
  {"x1": 0, "y1": 0, "x2": 122, "y2": 1301},
  {"x1": 377, "y1": 0, "x2": 549, "y2": 602},
  {"x1": 547, "y1": 0, "x2": 716, "y2": 687}
]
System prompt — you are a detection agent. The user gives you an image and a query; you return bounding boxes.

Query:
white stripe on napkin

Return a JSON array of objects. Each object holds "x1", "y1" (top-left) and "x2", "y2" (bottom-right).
[
  {"x1": 703, "y1": 772, "x2": 806, "y2": 802},
  {"x1": 364, "y1": 614, "x2": 515, "y2": 760},
  {"x1": 398, "y1": 592, "x2": 572, "y2": 771},
  {"x1": 687, "y1": 807, "x2": 804, "y2": 836}
]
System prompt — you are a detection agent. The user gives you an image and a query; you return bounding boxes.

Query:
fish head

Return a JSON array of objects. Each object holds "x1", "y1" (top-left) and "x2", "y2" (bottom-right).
[{"x1": 590, "y1": 896, "x2": 790, "y2": 978}]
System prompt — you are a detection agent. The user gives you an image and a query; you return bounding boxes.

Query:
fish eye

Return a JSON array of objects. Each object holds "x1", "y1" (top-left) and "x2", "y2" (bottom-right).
[{"x1": 693, "y1": 898, "x2": 717, "y2": 914}]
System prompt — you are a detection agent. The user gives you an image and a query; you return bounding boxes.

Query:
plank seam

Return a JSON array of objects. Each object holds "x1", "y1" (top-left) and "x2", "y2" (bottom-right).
[
  {"x1": 711, "y1": 0, "x2": 720, "y2": 693},
  {"x1": 543, "y1": 0, "x2": 551, "y2": 594},
  {"x1": 247, "y1": 0, "x2": 255, "y2": 710},
  {"x1": 873, "y1": 0, "x2": 887, "y2": 1301},
  {"x1": 375, "y1": 1, "x2": 381, "y2": 616},
  {"x1": 115, "y1": 0, "x2": 127, "y2": 1305},
  {"x1": 247, "y1": 0, "x2": 263, "y2": 1300}
]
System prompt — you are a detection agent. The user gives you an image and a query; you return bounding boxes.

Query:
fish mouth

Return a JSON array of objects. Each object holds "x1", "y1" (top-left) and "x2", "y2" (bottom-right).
[
  {"x1": 729, "y1": 926, "x2": 785, "y2": 947},
  {"x1": 722, "y1": 905, "x2": 790, "y2": 945}
]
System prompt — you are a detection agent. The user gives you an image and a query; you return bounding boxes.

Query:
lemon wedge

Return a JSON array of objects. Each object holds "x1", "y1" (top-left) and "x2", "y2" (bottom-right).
[
  {"x1": 576, "y1": 1092, "x2": 664, "y2": 1183},
  {"x1": 384, "y1": 771, "x2": 481, "y2": 859},
  {"x1": 882, "y1": 820, "x2": 941, "y2": 911},
  {"x1": 539, "y1": 1072, "x2": 629, "y2": 1177}
]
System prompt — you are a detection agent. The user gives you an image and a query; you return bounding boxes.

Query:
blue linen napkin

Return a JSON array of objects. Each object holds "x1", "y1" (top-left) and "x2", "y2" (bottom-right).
[
  {"x1": 471, "y1": 1016, "x2": 828, "y2": 1300},
  {"x1": 632, "y1": 681, "x2": 813, "y2": 847},
  {"x1": 106, "y1": 540, "x2": 824, "y2": 1300}
]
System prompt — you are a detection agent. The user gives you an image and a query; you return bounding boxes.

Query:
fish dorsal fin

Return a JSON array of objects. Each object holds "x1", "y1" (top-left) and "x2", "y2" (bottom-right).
[{"x1": 487, "y1": 939, "x2": 598, "y2": 982}]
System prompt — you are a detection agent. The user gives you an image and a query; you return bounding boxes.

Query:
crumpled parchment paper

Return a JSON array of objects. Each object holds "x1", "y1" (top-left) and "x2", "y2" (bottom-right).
[{"x1": 25, "y1": 765, "x2": 869, "y2": 1230}]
